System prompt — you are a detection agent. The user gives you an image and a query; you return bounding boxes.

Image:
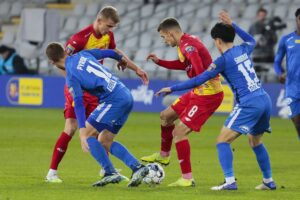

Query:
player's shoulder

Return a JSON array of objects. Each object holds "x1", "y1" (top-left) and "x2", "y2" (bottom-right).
[
  {"x1": 179, "y1": 33, "x2": 200, "y2": 53},
  {"x1": 281, "y1": 31, "x2": 295, "y2": 43},
  {"x1": 72, "y1": 24, "x2": 93, "y2": 39}
]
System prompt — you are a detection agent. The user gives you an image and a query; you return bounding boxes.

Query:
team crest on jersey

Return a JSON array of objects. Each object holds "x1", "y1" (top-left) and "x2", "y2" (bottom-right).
[
  {"x1": 185, "y1": 46, "x2": 195, "y2": 53},
  {"x1": 66, "y1": 44, "x2": 75, "y2": 55}
]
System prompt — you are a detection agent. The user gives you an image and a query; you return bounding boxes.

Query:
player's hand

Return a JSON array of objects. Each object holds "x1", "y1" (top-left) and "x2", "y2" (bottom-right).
[
  {"x1": 117, "y1": 57, "x2": 127, "y2": 71},
  {"x1": 155, "y1": 87, "x2": 172, "y2": 97},
  {"x1": 146, "y1": 54, "x2": 159, "y2": 63},
  {"x1": 279, "y1": 74, "x2": 286, "y2": 84},
  {"x1": 79, "y1": 130, "x2": 89, "y2": 153},
  {"x1": 136, "y1": 68, "x2": 149, "y2": 85},
  {"x1": 219, "y1": 10, "x2": 232, "y2": 25}
]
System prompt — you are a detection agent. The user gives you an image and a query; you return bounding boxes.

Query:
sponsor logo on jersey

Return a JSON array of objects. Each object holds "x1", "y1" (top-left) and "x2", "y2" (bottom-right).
[{"x1": 239, "y1": 125, "x2": 249, "y2": 133}]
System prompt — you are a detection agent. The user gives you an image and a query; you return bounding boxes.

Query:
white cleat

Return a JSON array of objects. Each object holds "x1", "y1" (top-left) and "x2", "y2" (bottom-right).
[{"x1": 45, "y1": 174, "x2": 63, "y2": 183}]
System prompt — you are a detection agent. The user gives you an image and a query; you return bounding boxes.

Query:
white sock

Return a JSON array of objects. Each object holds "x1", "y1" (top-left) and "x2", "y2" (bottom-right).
[
  {"x1": 263, "y1": 177, "x2": 273, "y2": 183},
  {"x1": 225, "y1": 176, "x2": 235, "y2": 184},
  {"x1": 48, "y1": 169, "x2": 57, "y2": 176}
]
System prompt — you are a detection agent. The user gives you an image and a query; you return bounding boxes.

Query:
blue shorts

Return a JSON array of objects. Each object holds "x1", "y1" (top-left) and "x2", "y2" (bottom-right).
[
  {"x1": 87, "y1": 87, "x2": 133, "y2": 134},
  {"x1": 224, "y1": 94, "x2": 272, "y2": 135},
  {"x1": 286, "y1": 97, "x2": 300, "y2": 118}
]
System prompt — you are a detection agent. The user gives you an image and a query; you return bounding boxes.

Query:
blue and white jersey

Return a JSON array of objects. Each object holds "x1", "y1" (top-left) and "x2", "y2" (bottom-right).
[
  {"x1": 65, "y1": 49, "x2": 123, "y2": 101},
  {"x1": 171, "y1": 23, "x2": 266, "y2": 103},
  {"x1": 274, "y1": 31, "x2": 300, "y2": 99}
]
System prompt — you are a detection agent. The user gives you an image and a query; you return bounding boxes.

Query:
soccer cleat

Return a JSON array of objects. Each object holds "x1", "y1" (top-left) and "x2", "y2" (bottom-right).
[
  {"x1": 211, "y1": 181, "x2": 237, "y2": 190},
  {"x1": 127, "y1": 165, "x2": 149, "y2": 187},
  {"x1": 45, "y1": 174, "x2": 63, "y2": 183},
  {"x1": 92, "y1": 173, "x2": 127, "y2": 187},
  {"x1": 99, "y1": 168, "x2": 123, "y2": 178},
  {"x1": 255, "y1": 181, "x2": 277, "y2": 190},
  {"x1": 168, "y1": 177, "x2": 196, "y2": 187},
  {"x1": 140, "y1": 152, "x2": 170, "y2": 166}
]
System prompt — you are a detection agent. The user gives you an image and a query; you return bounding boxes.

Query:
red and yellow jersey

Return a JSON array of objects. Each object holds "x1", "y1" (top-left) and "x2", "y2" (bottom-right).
[
  {"x1": 65, "y1": 24, "x2": 116, "y2": 55},
  {"x1": 157, "y1": 33, "x2": 223, "y2": 96}
]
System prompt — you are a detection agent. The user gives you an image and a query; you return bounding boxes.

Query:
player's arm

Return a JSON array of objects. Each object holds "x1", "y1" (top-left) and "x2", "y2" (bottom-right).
[
  {"x1": 183, "y1": 46, "x2": 205, "y2": 74},
  {"x1": 88, "y1": 49, "x2": 123, "y2": 61},
  {"x1": 274, "y1": 36, "x2": 286, "y2": 78},
  {"x1": 156, "y1": 57, "x2": 225, "y2": 96},
  {"x1": 219, "y1": 11, "x2": 256, "y2": 52},
  {"x1": 115, "y1": 48, "x2": 149, "y2": 85},
  {"x1": 66, "y1": 77, "x2": 86, "y2": 129},
  {"x1": 147, "y1": 54, "x2": 186, "y2": 70},
  {"x1": 65, "y1": 34, "x2": 85, "y2": 55}
]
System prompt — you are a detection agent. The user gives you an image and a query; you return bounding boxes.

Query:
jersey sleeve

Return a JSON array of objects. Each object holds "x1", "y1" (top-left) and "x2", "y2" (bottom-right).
[
  {"x1": 66, "y1": 75, "x2": 86, "y2": 128},
  {"x1": 171, "y1": 56, "x2": 225, "y2": 92},
  {"x1": 274, "y1": 36, "x2": 286, "y2": 76},
  {"x1": 108, "y1": 32, "x2": 116, "y2": 49},
  {"x1": 233, "y1": 23, "x2": 256, "y2": 54},
  {"x1": 182, "y1": 45, "x2": 205, "y2": 74},
  {"x1": 156, "y1": 59, "x2": 186, "y2": 70},
  {"x1": 65, "y1": 34, "x2": 85, "y2": 55},
  {"x1": 88, "y1": 49, "x2": 122, "y2": 61}
]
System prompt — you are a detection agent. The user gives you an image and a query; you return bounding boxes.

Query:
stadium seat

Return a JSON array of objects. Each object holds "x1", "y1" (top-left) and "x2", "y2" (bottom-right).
[
  {"x1": 140, "y1": 4, "x2": 154, "y2": 18},
  {"x1": 0, "y1": 2, "x2": 11, "y2": 22},
  {"x1": 134, "y1": 48, "x2": 150, "y2": 62},
  {"x1": 63, "y1": 17, "x2": 78, "y2": 33},
  {"x1": 123, "y1": 35, "x2": 139, "y2": 48},
  {"x1": 164, "y1": 48, "x2": 177, "y2": 60},
  {"x1": 273, "y1": 4, "x2": 288, "y2": 19},
  {"x1": 0, "y1": 29, "x2": 16, "y2": 47},
  {"x1": 195, "y1": 5, "x2": 210, "y2": 18},
  {"x1": 77, "y1": 17, "x2": 92, "y2": 30},
  {"x1": 242, "y1": 4, "x2": 259, "y2": 19},
  {"x1": 156, "y1": 67, "x2": 169, "y2": 80},
  {"x1": 10, "y1": 2, "x2": 24, "y2": 17},
  {"x1": 85, "y1": 3, "x2": 100, "y2": 18},
  {"x1": 73, "y1": 3, "x2": 86, "y2": 17},
  {"x1": 140, "y1": 32, "x2": 153, "y2": 48}
]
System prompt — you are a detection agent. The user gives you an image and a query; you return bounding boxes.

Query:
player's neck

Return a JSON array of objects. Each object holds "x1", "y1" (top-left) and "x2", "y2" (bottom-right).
[
  {"x1": 93, "y1": 22, "x2": 100, "y2": 35},
  {"x1": 220, "y1": 43, "x2": 233, "y2": 53},
  {"x1": 175, "y1": 32, "x2": 184, "y2": 46}
]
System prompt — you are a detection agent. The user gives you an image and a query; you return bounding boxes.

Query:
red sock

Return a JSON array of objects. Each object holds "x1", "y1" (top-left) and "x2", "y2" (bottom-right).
[
  {"x1": 160, "y1": 125, "x2": 175, "y2": 156},
  {"x1": 50, "y1": 132, "x2": 72, "y2": 170},
  {"x1": 175, "y1": 139, "x2": 192, "y2": 179}
]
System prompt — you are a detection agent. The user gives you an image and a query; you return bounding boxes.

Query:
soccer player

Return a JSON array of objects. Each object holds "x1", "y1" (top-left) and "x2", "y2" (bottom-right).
[
  {"x1": 46, "y1": 6, "x2": 148, "y2": 182},
  {"x1": 274, "y1": 8, "x2": 300, "y2": 141},
  {"x1": 45, "y1": 42, "x2": 149, "y2": 187},
  {"x1": 156, "y1": 11, "x2": 276, "y2": 190},
  {"x1": 141, "y1": 18, "x2": 224, "y2": 187}
]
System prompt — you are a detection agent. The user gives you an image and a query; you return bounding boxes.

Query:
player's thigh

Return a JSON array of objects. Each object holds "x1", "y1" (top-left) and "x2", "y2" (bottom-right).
[
  {"x1": 179, "y1": 92, "x2": 223, "y2": 132},
  {"x1": 217, "y1": 126, "x2": 241, "y2": 143},
  {"x1": 160, "y1": 106, "x2": 178, "y2": 123},
  {"x1": 84, "y1": 121, "x2": 99, "y2": 137}
]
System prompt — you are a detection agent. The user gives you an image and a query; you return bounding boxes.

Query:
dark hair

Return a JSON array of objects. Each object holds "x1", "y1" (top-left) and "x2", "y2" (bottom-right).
[
  {"x1": 257, "y1": 7, "x2": 267, "y2": 15},
  {"x1": 211, "y1": 22, "x2": 235, "y2": 43},
  {"x1": 45, "y1": 42, "x2": 65, "y2": 62},
  {"x1": 0, "y1": 45, "x2": 9, "y2": 54},
  {"x1": 97, "y1": 6, "x2": 120, "y2": 23},
  {"x1": 295, "y1": 8, "x2": 300, "y2": 17},
  {"x1": 157, "y1": 17, "x2": 181, "y2": 32}
]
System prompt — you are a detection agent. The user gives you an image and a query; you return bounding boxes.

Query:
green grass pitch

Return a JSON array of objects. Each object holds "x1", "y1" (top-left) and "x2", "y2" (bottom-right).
[{"x1": 0, "y1": 107, "x2": 299, "y2": 200}]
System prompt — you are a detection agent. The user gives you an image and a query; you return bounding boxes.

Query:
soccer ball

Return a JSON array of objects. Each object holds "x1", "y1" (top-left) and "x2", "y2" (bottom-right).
[{"x1": 142, "y1": 163, "x2": 165, "y2": 185}]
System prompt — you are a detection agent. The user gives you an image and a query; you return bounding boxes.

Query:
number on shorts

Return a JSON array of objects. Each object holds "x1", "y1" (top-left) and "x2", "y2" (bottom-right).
[{"x1": 188, "y1": 105, "x2": 198, "y2": 117}]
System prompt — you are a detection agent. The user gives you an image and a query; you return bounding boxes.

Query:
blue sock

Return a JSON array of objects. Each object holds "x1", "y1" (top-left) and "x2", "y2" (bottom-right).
[
  {"x1": 86, "y1": 137, "x2": 116, "y2": 175},
  {"x1": 110, "y1": 141, "x2": 141, "y2": 172},
  {"x1": 252, "y1": 143, "x2": 272, "y2": 179},
  {"x1": 217, "y1": 143, "x2": 234, "y2": 178}
]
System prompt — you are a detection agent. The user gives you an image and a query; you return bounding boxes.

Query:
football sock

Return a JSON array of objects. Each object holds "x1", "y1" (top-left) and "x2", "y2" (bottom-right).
[
  {"x1": 110, "y1": 141, "x2": 141, "y2": 172},
  {"x1": 225, "y1": 176, "x2": 236, "y2": 184},
  {"x1": 87, "y1": 137, "x2": 116, "y2": 175},
  {"x1": 160, "y1": 124, "x2": 175, "y2": 156},
  {"x1": 217, "y1": 143, "x2": 234, "y2": 178},
  {"x1": 50, "y1": 132, "x2": 72, "y2": 170},
  {"x1": 252, "y1": 143, "x2": 272, "y2": 179},
  {"x1": 175, "y1": 139, "x2": 192, "y2": 179}
]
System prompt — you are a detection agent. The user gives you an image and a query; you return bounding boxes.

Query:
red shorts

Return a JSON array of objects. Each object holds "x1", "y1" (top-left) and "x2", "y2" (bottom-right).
[
  {"x1": 171, "y1": 91, "x2": 224, "y2": 132},
  {"x1": 64, "y1": 85, "x2": 98, "y2": 119}
]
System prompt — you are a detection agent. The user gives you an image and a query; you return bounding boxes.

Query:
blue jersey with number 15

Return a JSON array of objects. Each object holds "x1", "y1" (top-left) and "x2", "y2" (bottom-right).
[
  {"x1": 65, "y1": 49, "x2": 123, "y2": 101},
  {"x1": 171, "y1": 23, "x2": 266, "y2": 103}
]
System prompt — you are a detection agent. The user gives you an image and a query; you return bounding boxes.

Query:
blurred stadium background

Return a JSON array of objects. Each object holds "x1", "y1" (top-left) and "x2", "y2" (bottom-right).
[{"x1": 0, "y1": 0, "x2": 298, "y2": 80}]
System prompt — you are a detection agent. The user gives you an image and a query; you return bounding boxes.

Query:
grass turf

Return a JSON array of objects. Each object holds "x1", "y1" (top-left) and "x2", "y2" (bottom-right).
[{"x1": 0, "y1": 107, "x2": 299, "y2": 200}]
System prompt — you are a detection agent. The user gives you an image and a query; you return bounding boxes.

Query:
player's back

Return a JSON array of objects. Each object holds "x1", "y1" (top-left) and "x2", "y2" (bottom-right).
[
  {"x1": 65, "y1": 50, "x2": 122, "y2": 100},
  {"x1": 178, "y1": 33, "x2": 212, "y2": 77},
  {"x1": 220, "y1": 44, "x2": 265, "y2": 103}
]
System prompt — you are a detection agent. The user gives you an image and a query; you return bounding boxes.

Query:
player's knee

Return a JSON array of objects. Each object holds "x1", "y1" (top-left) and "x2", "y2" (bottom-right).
[{"x1": 64, "y1": 124, "x2": 77, "y2": 136}]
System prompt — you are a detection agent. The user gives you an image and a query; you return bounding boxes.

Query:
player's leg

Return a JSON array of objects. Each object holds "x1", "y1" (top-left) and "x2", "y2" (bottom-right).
[
  {"x1": 168, "y1": 122, "x2": 195, "y2": 187},
  {"x1": 291, "y1": 115, "x2": 300, "y2": 140},
  {"x1": 141, "y1": 93, "x2": 192, "y2": 165},
  {"x1": 248, "y1": 134, "x2": 276, "y2": 190},
  {"x1": 46, "y1": 107, "x2": 77, "y2": 183},
  {"x1": 210, "y1": 126, "x2": 240, "y2": 190}
]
